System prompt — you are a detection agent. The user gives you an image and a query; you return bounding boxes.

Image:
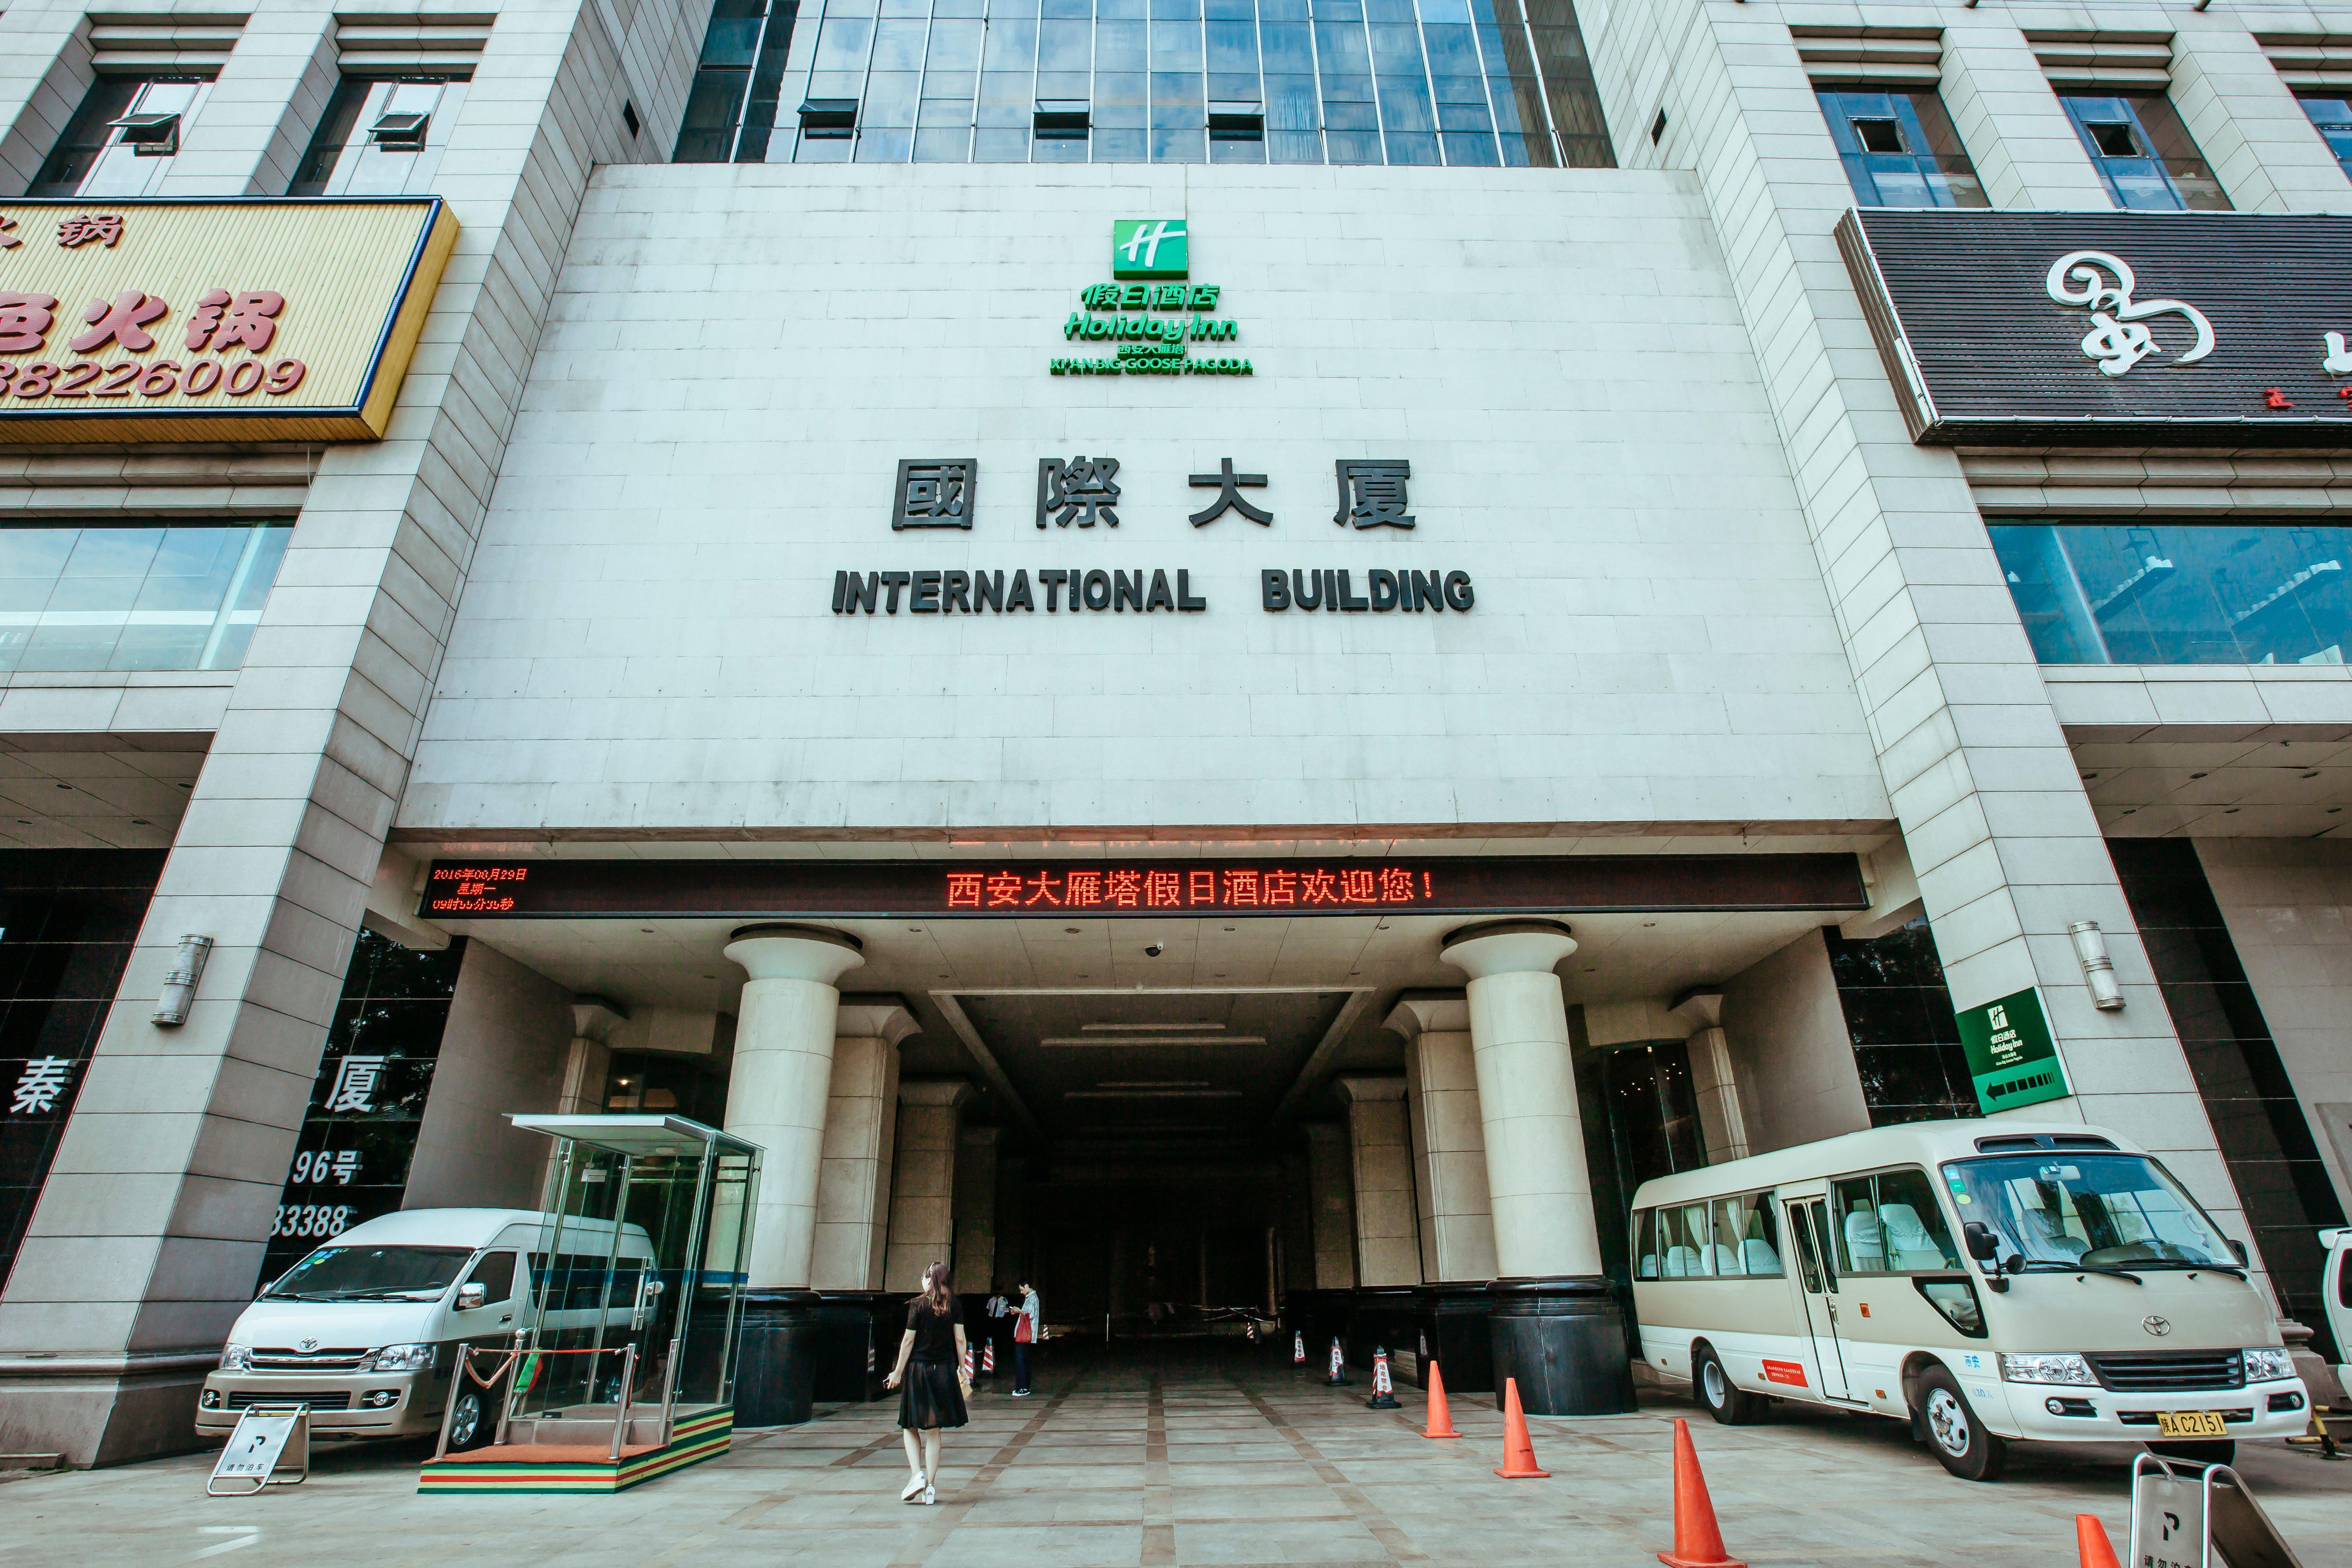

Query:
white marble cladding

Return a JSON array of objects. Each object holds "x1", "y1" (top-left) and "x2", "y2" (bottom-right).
[{"x1": 404, "y1": 164, "x2": 1888, "y2": 839}]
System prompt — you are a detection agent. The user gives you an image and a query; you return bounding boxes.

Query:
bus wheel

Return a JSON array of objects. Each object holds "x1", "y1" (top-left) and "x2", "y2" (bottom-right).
[
  {"x1": 447, "y1": 1380, "x2": 503, "y2": 1453},
  {"x1": 1694, "y1": 1345, "x2": 1766, "y2": 1425},
  {"x1": 2148, "y1": 1439, "x2": 2234, "y2": 1468},
  {"x1": 1916, "y1": 1365, "x2": 2007, "y2": 1481}
]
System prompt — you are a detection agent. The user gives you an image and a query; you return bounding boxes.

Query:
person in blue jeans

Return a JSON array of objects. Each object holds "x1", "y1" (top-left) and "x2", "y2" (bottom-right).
[{"x1": 1010, "y1": 1280, "x2": 1041, "y2": 1396}]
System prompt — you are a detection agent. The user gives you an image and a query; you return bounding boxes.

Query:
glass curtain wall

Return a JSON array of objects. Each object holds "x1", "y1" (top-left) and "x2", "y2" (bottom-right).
[
  {"x1": 2296, "y1": 93, "x2": 2352, "y2": 180},
  {"x1": 0, "y1": 522, "x2": 290, "y2": 675},
  {"x1": 1814, "y1": 86, "x2": 1986, "y2": 207},
  {"x1": 772, "y1": 0, "x2": 1610, "y2": 166},
  {"x1": 2060, "y1": 92, "x2": 2231, "y2": 211},
  {"x1": 1992, "y1": 521, "x2": 2352, "y2": 667},
  {"x1": 676, "y1": 0, "x2": 802, "y2": 160}
]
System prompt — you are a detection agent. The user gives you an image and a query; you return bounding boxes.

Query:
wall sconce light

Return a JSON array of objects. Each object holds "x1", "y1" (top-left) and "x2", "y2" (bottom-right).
[
  {"x1": 153, "y1": 934, "x2": 213, "y2": 1026},
  {"x1": 2068, "y1": 921, "x2": 2125, "y2": 1011}
]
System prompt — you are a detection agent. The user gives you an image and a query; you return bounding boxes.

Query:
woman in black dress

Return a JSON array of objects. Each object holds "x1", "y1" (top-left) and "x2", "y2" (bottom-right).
[{"x1": 884, "y1": 1260, "x2": 971, "y2": 1503}]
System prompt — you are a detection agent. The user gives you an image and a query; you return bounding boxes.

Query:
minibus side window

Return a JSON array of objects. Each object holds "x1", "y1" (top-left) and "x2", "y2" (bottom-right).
[
  {"x1": 1722, "y1": 1191, "x2": 1782, "y2": 1276},
  {"x1": 2339, "y1": 1247, "x2": 2351, "y2": 1309},
  {"x1": 1833, "y1": 1168, "x2": 1963, "y2": 1273},
  {"x1": 1660, "y1": 1202, "x2": 1713, "y2": 1276},
  {"x1": 1789, "y1": 1206, "x2": 1827, "y2": 1292},
  {"x1": 1635, "y1": 1209, "x2": 1659, "y2": 1280},
  {"x1": 1708, "y1": 1198, "x2": 1748, "y2": 1276}
]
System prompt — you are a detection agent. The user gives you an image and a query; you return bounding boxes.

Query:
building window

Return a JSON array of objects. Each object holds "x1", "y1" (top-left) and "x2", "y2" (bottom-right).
[
  {"x1": 1814, "y1": 87, "x2": 1985, "y2": 207},
  {"x1": 772, "y1": 0, "x2": 1611, "y2": 169},
  {"x1": 2296, "y1": 92, "x2": 2352, "y2": 180},
  {"x1": 1991, "y1": 520, "x2": 2352, "y2": 666},
  {"x1": 677, "y1": 0, "x2": 802, "y2": 161},
  {"x1": 2060, "y1": 92, "x2": 2230, "y2": 210},
  {"x1": 1823, "y1": 918, "x2": 1977, "y2": 1127},
  {"x1": 258, "y1": 929, "x2": 469, "y2": 1286},
  {"x1": 0, "y1": 521, "x2": 291, "y2": 675},
  {"x1": 288, "y1": 76, "x2": 470, "y2": 196},
  {"x1": 2107, "y1": 839, "x2": 2347, "y2": 1361},
  {"x1": 29, "y1": 76, "x2": 214, "y2": 197},
  {"x1": 0, "y1": 850, "x2": 167, "y2": 1292}
]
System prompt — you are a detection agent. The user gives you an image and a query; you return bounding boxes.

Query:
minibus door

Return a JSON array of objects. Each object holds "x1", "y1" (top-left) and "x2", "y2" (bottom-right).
[{"x1": 1786, "y1": 1199, "x2": 1854, "y2": 1402}]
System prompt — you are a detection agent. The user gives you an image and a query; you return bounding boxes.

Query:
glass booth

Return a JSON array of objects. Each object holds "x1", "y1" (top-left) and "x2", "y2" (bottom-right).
[{"x1": 499, "y1": 1114, "x2": 759, "y2": 1451}]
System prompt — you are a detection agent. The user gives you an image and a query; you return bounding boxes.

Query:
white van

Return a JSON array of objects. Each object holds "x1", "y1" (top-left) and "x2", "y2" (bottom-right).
[
  {"x1": 2322, "y1": 1227, "x2": 2350, "y2": 1401},
  {"x1": 196, "y1": 1208, "x2": 655, "y2": 1450},
  {"x1": 1631, "y1": 1120, "x2": 2310, "y2": 1480}
]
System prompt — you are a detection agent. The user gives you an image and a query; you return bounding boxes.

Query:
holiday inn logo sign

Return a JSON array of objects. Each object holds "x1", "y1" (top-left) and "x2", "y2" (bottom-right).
[
  {"x1": 1112, "y1": 218, "x2": 1189, "y2": 278},
  {"x1": 1053, "y1": 218, "x2": 1252, "y2": 379}
]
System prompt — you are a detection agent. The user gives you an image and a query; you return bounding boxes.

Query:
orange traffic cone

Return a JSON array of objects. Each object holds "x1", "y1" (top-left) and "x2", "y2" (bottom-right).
[
  {"x1": 1422, "y1": 1359, "x2": 1460, "y2": 1439},
  {"x1": 1657, "y1": 1417, "x2": 1743, "y2": 1568},
  {"x1": 2076, "y1": 1516, "x2": 2122, "y2": 1568},
  {"x1": 1492, "y1": 1377, "x2": 1549, "y2": 1478}
]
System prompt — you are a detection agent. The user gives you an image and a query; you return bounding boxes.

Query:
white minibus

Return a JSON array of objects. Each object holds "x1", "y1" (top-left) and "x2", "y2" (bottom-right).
[{"x1": 1631, "y1": 1120, "x2": 2310, "y2": 1480}]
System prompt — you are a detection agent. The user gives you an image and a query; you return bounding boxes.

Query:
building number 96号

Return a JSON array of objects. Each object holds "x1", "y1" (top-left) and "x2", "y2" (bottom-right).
[{"x1": 0, "y1": 357, "x2": 305, "y2": 400}]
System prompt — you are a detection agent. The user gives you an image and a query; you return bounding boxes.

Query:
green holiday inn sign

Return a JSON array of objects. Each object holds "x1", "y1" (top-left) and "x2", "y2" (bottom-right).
[
  {"x1": 1052, "y1": 218, "x2": 1255, "y2": 379},
  {"x1": 1953, "y1": 985, "x2": 2073, "y2": 1113}
]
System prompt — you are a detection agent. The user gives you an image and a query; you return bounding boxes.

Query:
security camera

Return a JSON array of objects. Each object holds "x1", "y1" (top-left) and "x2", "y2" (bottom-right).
[{"x1": 1144, "y1": 942, "x2": 1165, "y2": 957}]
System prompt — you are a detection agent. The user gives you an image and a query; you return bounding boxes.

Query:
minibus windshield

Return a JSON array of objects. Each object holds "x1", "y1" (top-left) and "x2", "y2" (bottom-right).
[
  {"x1": 264, "y1": 1244, "x2": 474, "y2": 1300},
  {"x1": 1940, "y1": 1154, "x2": 2232, "y2": 1270}
]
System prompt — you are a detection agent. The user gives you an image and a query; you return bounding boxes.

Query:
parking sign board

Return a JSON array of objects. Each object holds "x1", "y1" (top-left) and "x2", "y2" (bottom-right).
[{"x1": 207, "y1": 1406, "x2": 309, "y2": 1496}]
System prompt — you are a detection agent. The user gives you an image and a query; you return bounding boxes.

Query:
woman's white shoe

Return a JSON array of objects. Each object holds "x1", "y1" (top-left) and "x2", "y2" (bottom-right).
[
  {"x1": 901, "y1": 1474, "x2": 927, "y2": 1502},
  {"x1": 921, "y1": 1484, "x2": 937, "y2": 1506}
]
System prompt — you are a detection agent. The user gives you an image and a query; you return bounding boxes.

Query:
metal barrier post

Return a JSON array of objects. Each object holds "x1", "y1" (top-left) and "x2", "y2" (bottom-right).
[
  {"x1": 609, "y1": 1345, "x2": 637, "y2": 1462},
  {"x1": 432, "y1": 1341, "x2": 471, "y2": 1461},
  {"x1": 492, "y1": 1330, "x2": 523, "y2": 1449}
]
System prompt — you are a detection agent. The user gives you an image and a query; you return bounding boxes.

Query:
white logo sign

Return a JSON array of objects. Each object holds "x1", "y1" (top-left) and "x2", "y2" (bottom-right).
[
  {"x1": 1987, "y1": 1005, "x2": 2007, "y2": 1031},
  {"x1": 9, "y1": 1055, "x2": 71, "y2": 1114},
  {"x1": 324, "y1": 1055, "x2": 387, "y2": 1114},
  {"x1": 2046, "y1": 250, "x2": 2215, "y2": 377},
  {"x1": 1118, "y1": 219, "x2": 1184, "y2": 270}
]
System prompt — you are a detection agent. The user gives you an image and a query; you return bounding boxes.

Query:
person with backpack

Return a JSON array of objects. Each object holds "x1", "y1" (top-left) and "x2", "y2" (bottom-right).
[
  {"x1": 883, "y1": 1261, "x2": 970, "y2": 1503},
  {"x1": 1010, "y1": 1278, "x2": 1041, "y2": 1396}
]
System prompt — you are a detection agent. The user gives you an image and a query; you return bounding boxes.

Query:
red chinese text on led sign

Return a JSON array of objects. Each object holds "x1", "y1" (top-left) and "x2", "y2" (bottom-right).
[
  {"x1": 425, "y1": 863, "x2": 529, "y2": 913},
  {"x1": 944, "y1": 866, "x2": 1434, "y2": 911}
]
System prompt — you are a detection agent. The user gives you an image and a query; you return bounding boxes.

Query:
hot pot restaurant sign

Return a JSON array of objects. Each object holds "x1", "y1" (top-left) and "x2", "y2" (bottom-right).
[{"x1": 0, "y1": 198, "x2": 457, "y2": 443}]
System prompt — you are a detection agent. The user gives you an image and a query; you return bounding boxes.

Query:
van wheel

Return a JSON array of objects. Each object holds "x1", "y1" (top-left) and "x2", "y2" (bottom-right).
[
  {"x1": 1694, "y1": 1345, "x2": 1766, "y2": 1425},
  {"x1": 2148, "y1": 1439, "x2": 2234, "y2": 1468},
  {"x1": 447, "y1": 1384, "x2": 496, "y2": 1452},
  {"x1": 1916, "y1": 1365, "x2": 2007, "y2": 1481}
]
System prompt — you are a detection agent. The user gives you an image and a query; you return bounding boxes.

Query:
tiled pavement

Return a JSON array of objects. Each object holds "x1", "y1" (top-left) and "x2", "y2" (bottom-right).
[{"x1": 11, "y1": 1344, "x2": 2352, "y2": 1567}]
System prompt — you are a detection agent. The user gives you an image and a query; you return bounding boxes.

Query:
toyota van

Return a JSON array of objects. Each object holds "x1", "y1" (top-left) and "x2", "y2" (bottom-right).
[{"x1": 196, "y1": 1207, "x2": 655, "y2": 1450}]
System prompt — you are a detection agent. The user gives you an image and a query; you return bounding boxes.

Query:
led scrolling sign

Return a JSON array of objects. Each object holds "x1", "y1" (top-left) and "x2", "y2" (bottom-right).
[{"x1": 420, "y1": 855, "x2": 1870, "y2": 920}]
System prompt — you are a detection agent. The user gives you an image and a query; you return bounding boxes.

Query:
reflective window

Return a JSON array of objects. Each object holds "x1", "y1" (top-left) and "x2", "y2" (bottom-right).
[
  {"x1": 2297, "y1": 93, "x2": 2352, "y2": 180},
  {"x1": 677, "y1": 0, "x2": 803, "y2": 160},
  {"x1": 0, "y1": 522, "x2": 290, "y2": 674},
  {"x1": 289, "y1": 76, "x2": 470, "y2": 196},
  {"x1": 1831, "y1": 1167, "x2": 1961, "y2": 1274},
  {"x1": 1635, "y1": 1192, "x2": 1782, "y2": 1277},
  {"x1": 461, "y1": 1250, "x2": 519, "y2": 1304},
  {"x1": 30, "y1": 76, "x2": 216, "y2": 197},
  {"x1": 764, "y1": 0, "x2": 1610, "y2": 167},
  {"x1": 1633, "y1": 1206, "x2": 1657, "y2": 1278},
  {"x1": 1658, "y1": 1200, "x2": 1712, "y2": 1276},
  {"x1": 1715, "y1": 1192, "x2": 1782, "y2": 1276},
  {"x1": 2060, "y1": 92, "x2": 2230, "y2": 211},
  {"x1": 1814, "y1": 86, "x2": 1984, "y2": 208},
  {"x1": 1993, "y1": 521, "x2": 2352, "y2": 666}
]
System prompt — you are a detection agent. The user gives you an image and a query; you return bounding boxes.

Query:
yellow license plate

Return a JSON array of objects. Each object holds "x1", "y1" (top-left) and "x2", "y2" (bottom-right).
[{"x1": 2156, "y1": 1410, "x2": 2228, "y2": 1439}]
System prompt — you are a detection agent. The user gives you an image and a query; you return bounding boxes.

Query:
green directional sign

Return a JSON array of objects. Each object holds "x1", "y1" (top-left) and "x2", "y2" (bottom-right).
[
  {"x1": 1954, "y1": 985, "x2": 2072, "y2": 1114},
  {"x1": 1112, "y1": 218, "x2": 1188, "y2": 278}
]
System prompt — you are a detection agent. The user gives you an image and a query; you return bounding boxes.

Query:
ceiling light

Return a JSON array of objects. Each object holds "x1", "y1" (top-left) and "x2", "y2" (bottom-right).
[
  {"x1": 1065, "y1": 1088, "x2": 1243, "y2": 1100},
  {"x1": 1080, "y1": 1022, "x2": 1224, "y2": 1031},
  {"x1": 1096, "y1": 1080, "x2": 1212, "y2": 1088}
]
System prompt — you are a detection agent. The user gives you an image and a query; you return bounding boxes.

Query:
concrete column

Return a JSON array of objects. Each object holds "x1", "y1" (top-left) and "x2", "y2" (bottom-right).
[
  {"x1": 1336, "y1": 1077, "x2": 1419, "y2": 1288},
  {"x1": 1938, "y1": 22, "x2": 2112, "y2": 209},
  {"x1": 1390, "y1": 994, "x2": 1495, "y2": 1284},
  {"x1": 542, "y1": 996, "x2": 626, "y2": 1203},
  {"x1": 808, "y1": 998, "x2": 913, "y2": 1292},
  {"x1": 1303, "y1": 1123, "x2": 1356, "y2": 1289},
  {"x1": 720, "y1": 925, "x2": 865, "y2": 1292},
  {"x1": 2170, "y1": 20, "x2": 2352, "y2": 215},
  {"x1": 1669, "y1": 991, "x2": 1749, "y2": 1164},
  {"x1": 1441, "y1": 919, "x2": 1631, "y2": 1414},
  {"x1": 952, "y1": 1125, "x2": 1003, "y2": 1296},
  {"x1": 883, "y1": 1080, "x2": 973, "y2": 1292}
]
